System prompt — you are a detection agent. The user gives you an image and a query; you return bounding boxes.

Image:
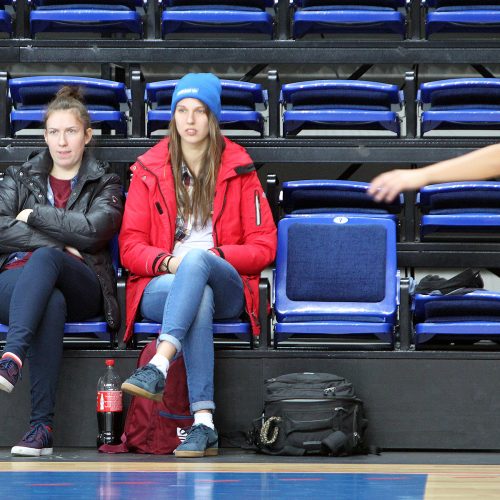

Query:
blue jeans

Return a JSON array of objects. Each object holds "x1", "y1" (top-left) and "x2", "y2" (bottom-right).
[
  {"x1": 0, "y1": 247, "x2": 102, "y2": 426},
  {"x1": 140, "y1": 249, "x2": 244, "y2": 413}
]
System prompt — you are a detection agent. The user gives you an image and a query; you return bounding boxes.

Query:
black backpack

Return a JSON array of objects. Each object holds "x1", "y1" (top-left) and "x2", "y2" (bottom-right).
[{"x1": 248, "y1": 372, "x2": 368, "y2": 456}]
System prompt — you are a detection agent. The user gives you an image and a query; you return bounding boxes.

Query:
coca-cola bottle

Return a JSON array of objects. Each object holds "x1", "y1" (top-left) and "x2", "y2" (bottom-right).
[{"x1": 96, "y1": 359, "x2": 123, "y2": 446}]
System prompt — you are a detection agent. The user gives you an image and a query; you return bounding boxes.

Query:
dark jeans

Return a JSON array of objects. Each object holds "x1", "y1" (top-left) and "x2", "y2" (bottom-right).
[{"x1": 0, "y1": 247, "x2": 102, "y2": 427}]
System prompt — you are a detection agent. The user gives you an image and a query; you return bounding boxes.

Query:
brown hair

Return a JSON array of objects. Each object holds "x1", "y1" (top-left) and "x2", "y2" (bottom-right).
[
  {"x1": 168, "y1": 106, "x2": 225, "y2": 227},
  {"x1": 43, "y1": 85, "x2": 91, "y2": 130}
]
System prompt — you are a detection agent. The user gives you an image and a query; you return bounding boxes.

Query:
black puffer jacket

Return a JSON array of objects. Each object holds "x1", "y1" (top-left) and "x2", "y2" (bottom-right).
[{"x1": 0, "y1": 148, "x2": 124, "y2": 330}]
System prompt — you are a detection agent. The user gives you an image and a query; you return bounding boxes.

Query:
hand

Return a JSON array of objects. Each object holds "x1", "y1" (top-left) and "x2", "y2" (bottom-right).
[
  {"x1": 65, "y1": 246, "x2": 83, "y2": 259},
  {"x1": 15, "y1": 209, "x2": 33, "y2": 223},
  {"x1": 160, "y1": 255, "x2": 182, "y2": 274},
  {"x1": 368, "y1": 169, "x2": 425, "y2": 203}
]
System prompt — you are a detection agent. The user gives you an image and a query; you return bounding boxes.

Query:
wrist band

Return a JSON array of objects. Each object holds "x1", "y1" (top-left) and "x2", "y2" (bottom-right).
[{"x1": 165, "y1": 255, "x2": 174, "y2": 273}]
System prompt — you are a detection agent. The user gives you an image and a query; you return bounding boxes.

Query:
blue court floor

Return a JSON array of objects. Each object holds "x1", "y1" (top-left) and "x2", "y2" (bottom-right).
[{"x1": 1, "y1": 470, "x2": 427, "y2": 499}]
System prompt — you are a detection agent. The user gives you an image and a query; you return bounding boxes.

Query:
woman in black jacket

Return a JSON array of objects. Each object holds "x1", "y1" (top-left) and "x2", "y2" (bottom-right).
[{"x1": 0, "y1": 86, "x2": 124, "y2": 456}]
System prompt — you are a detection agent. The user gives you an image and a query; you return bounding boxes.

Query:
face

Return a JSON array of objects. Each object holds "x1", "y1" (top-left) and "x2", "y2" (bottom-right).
[
  {"x1": 44, "y1": 109, "x2": 92, "y2": 172},
  {"x1": 174, "y1": 98, "x2": 210, "y2": 148}
]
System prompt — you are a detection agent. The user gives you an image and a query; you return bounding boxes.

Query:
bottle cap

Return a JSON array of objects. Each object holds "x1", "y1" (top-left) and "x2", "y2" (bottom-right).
[{"x1": 105, "y1": 359, "x2": 115, "y2": 367}]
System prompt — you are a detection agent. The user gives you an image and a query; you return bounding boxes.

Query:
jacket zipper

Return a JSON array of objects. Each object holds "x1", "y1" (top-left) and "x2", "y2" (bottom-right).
[
  {"x1": 254, "y1": 189, "x2": 261, "y2": 226},
  {"x1": 212, "y1": 188, "x2": 227, "y2": 247}
]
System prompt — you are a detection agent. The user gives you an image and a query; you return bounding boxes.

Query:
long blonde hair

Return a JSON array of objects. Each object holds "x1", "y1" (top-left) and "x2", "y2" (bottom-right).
[{"x1": 168, "y1": 107, "x2": 225, "y2": 227}]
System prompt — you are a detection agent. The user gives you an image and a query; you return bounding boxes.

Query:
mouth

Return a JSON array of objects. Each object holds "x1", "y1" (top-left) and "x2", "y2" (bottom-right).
[{"x1": 185, "y1": 129, "x2": 197, "y2": 136}]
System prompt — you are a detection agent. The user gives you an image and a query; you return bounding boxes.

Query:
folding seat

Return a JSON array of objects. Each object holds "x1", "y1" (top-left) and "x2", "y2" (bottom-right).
[
  {"x1": 161, "y1": 0, "x2": 274, "y2": 38},
  {"x1": 133, "y1": 320, "x2": 254, "y2": 347},
  {"x1": 423, "y1": 0, "x2": 500, "y2": 38},
  {"x1": 0, "y1": 0, "x2": 12, "y2": 36},
  {"x1": 413, "y1": 290, "x2": 500, "y2": 347},
  {"x1": 274, "y1": 215, "x2": 398, "y2": 347},
  {"x1": 281, "y1": 179, "x2": 403, "y2": 221},
  {"x1": 292, "y1": 0, "x2": 407, "y2": 39},
  {"x1": 146, "y1": 78, "x2": 267, "y2": 136},
  {"x1": 417, "y1": 182, "x2": 500, "y2": 240},
  {"x1": 30, "y1": 0, "x2": 143, "y2": 38},
  {"x1": 281, "y1": 79, "x2": 403, "y2": 137},
  {"x1": 9, "y1": 76, "x2": 130, "y2": 135},
  {"x1": 419, "y1": 78, "x2": 500, "y2": 136}
]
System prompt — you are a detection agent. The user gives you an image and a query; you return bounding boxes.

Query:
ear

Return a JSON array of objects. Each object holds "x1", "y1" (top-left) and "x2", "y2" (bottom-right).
[
  {"x1": 43, "y1": 129, "x2": 48, "y2": 145},
  {"x1": 84, "y1": 127, "x2": 93, "y2": 145}
]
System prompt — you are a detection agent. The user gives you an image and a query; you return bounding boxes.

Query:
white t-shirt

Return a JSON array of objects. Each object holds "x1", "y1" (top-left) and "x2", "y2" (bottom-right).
[{"x1": 172, "y1": 218, "x2": 214, "y2": 259}]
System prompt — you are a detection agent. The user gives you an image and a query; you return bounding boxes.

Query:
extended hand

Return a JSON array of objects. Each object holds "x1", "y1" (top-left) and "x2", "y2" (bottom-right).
[{"x1": 368, "y1": 170, "x2": 424, "y2": 203}]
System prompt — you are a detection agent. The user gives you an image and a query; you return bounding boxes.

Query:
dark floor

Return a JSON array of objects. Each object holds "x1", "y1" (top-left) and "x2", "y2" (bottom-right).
[{"x1": 1, "y1": 448, "x2": 500, "y2": 465}]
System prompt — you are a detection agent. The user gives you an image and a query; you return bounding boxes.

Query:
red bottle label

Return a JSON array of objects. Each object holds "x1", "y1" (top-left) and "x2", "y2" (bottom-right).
[{"x1": 96, "y1": 391, "x2": 123, "y2": 412}]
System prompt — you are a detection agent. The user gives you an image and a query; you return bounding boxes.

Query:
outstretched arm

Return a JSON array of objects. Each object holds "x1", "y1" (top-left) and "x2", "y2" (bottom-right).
[{"x1": 368, "y1": 143, "x2": 500, "y2": 203}]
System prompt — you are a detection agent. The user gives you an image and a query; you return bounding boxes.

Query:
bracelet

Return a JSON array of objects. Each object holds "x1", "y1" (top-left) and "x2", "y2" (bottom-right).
[{"x1": 165, "y1": 255, "x2": 174, "y2": 274}]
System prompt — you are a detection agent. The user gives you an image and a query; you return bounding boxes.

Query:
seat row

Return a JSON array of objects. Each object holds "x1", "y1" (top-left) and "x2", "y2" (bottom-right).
[
  {"x1": 2, "y1": 0, "x2": 500, "y2": 40},
  {"x1": 6, "y1": 74, "x2": 500, "y2": 138},
  {"x1": 2, "y1": 179, "x2": 499, "y2": 350}
]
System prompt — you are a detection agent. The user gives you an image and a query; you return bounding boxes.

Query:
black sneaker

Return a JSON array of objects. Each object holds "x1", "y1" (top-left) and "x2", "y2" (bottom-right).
[
  {"x1": 121, "y1": 363, "x2": 165, "y2": 402},
  {"x1": 0, "y1": 357, "x2": 21, "y2": 393},
  {"x1": 11, "y1": 424, "x2": 53, "y2": 457},
  {"x1": 174, "y1": 424, "x2": 219, "y2": 458}
]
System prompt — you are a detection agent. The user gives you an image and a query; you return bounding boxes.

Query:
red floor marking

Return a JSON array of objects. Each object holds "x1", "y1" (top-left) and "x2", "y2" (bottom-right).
[
  {"x1": 112, "y1": 481, "x2": 159, "y2": 485},
  {"x1": 367, "y1": 477, "x2": 411, "y2": 481},
  {"x1": 29, "y1": 483, "x2": 74, "y2": 487},
  {"x1": 196, "y1": 479, "x2": 241, "y2": 483}
]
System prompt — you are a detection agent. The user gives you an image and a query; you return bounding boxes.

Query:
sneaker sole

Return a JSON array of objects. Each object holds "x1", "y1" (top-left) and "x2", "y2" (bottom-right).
[
  {"x1": 121, "y1": 382, "x2": 163, "y2": 402},
  {"x1": 174, "y1": 447, "x2": 218, "y2": 458},
  {"x1": 11, "y1": 446, "x2": 53, "y2": 457},
  {"x1": 0, "y1": 376, "x2": 14, "y2": 393}
]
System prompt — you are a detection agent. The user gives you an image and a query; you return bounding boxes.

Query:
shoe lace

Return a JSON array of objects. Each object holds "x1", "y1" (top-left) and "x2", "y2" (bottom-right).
[
  {"x1": 133, "y1": 364, "x2": 161, "y2": 383},
  {"x1": 183, "y1": 425, "x2": 207, "y2": 444},
  {"x1": 0, "y1": 359, "x2": 21, "y2": 379},
  {"x1": 23, "y1": 424, "x2": 47, "y2": 444}
]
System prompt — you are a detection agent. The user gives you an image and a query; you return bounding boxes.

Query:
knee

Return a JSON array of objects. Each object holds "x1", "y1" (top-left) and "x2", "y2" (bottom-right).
[
  {"x1": 179, "y1": 249, "x2": 212, "y2": 271},
  {"x1": 30, "y1": 247, "x2": 64, "y2": 268}
]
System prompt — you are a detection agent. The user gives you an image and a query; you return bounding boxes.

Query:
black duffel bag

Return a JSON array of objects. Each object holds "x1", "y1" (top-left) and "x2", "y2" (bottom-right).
[{"x1": 249, "y1": 372, "x2": 368, "y2": 456}]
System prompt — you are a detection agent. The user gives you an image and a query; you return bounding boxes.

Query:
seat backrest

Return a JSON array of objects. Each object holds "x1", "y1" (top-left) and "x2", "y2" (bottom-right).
[
  {"x1": 9, "y1": 76, "x2": 129, "y2": 110},
  {"x1": 282, "y1": 179, "x2": 403, "y2": 215},
  {"x1": 281, "y1": 80, "x2": 402, "y2": 108},
  {"x1": 164, "y1": 0, "x2": 273, "y2": 9},
  {"x1": 418, "y1": 78, "x2": 500, "y2": 107},
  {"x1": 424, "y1": 0, "x2": 500, "y2": 8},
  {"x1": 146, "y1": 78, "x2": 265, "y2": 109},
  {"x1": 32, "y1": 0, "x2": 139, "y2": 8},
  {"x1": 293, "y1": 0, "x2": 405, "y2": 8},
  {"x1": 274, "y1": 215, "x2": 398, "y2": 323},
  {"x1": 417, "y1": 182, "x2": 500, "y2": 212}
]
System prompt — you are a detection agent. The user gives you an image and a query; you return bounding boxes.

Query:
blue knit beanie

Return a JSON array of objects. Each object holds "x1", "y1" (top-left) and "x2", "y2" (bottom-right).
[{"x1": 171, "y1": 73, "x2": 222, "y2": 121}]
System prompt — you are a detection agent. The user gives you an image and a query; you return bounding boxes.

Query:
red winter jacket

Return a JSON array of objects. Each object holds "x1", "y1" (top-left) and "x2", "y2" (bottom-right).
[{"x1": 119, "y1": 137, "x2": 277, "y2": 343}]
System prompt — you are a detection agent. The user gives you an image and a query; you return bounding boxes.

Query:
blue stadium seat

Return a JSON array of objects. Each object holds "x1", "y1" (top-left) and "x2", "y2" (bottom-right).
[
  {"x1": 281, "y1": 80, "x2": 403, "y2": 136},
  {"x1": 133, "y1": 320, "x2": 254, "y2": 346},
  {"x1": 161, "y1": 0, "x2": 274, "y2": 38},
  {"x1": 146, "y1": 78, "x2": 267, "y2": 136},
  {"x1": 0, "y1": 0, "x2": 12, "y2": 35},
  {"x1": 292, "y1": 0, "x2": 406, "y2": 39},
  {"x1": 419, "y1": 78, "x2": 500, "y2": 135},
  {"x1": 282, "y1": 179, "x2": 403, "y2": 219},
  {"x1": 30, "y1": 0, "x2": 143, "y2": 37},
  {"x1": 423, "y1": 0, "x2": 500, "y2": 38},
  {"x1": 417, "y1": 182, "x2": 500, "y2": 239},
  {"x1": 274, "y1": 215, "x2": 398, "y2": 347},
  {"x1": 9, "y1": 76, "x2": 130, "y2": 135},
  {"x1": 414, "y1": 290, "x2": 500, "y2": 347}
]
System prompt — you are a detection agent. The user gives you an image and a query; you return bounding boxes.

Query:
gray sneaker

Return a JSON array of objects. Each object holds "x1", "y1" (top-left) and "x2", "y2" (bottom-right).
[
  {"x1": 174, "y1": 424, "x2": 219, "y2": 458},
  {"x1": 121, "y1": 363, "x2": 165, "y2": 402}
]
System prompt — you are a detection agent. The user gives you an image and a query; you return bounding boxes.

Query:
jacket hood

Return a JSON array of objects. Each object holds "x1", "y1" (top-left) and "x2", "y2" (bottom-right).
[{"x1": 135, "y1": 137, "x2": 255, "y2": 182}]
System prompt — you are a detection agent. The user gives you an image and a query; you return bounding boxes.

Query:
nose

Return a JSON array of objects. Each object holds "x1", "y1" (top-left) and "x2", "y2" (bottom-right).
[
  {"x1": 186, "y1": 110, "x2": 195, "y2": 124},
  {"x1": 58, "y1": 132, "x2": 68, "y2": 146}
]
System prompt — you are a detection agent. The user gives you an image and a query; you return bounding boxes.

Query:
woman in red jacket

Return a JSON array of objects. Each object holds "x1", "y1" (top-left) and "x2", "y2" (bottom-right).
[{"x1": 119, "y1": 73, "x2": 276, "y2": 458}]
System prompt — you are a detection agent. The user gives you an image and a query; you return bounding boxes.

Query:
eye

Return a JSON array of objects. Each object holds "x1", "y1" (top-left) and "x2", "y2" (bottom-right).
[
  {"x1": 196, "y1": 108, "x2": 206, "y2": 114},
  {"x1": 47, "y1": 129, "x2": 57, "y2": 135},
  {"x1": 67, "y1": 128, "x2": 78, "y2": 134}
]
